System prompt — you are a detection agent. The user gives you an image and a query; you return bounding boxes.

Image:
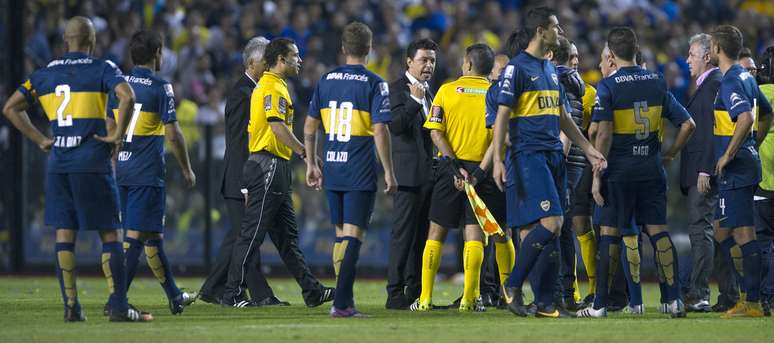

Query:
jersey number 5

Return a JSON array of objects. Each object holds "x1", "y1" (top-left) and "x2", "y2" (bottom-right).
[
  {"x1": 327, "y1": 101, "x2": 353, "y2": 142},
  {"x1": 633, "y1": 101, "x2": 650, "y2": 140}
]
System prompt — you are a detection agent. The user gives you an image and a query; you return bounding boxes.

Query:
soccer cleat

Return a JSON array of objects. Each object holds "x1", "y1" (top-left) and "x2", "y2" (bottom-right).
[
  {"x1": 409, "y1": 298, "x2": 432, "y2": 312},
  {"x1": 721, "y1": 302, "x2": 764, "y2": 318},
  {"x1": 169, "y1": 290, "x2": 197, "y2": 315},
  {"x1": 535, "y1": 303, "x2": 574, "y2": 318},
  {"x1": 576, "y1": 306, "x2": 607, "y2": 318},
  {"x1": 306, "y1": 287, "x2": 335, "y2": 308},
  {"x1": 64, "y1": 306, "x2": 86, "y2": 322},
  {"x1": 230, "y1": 299, "x2": 259, "y2": 308},
  {"x1": 330, "y1": 306, "x2": 369, "y2": 318},
  {"x1": 459, "y1": 298, "x2": 486, "y2": 313},
  {"x1": 103, "y1": 302, "x2": 150, "y2": 317},
  {"x1": 669, "y1": 299, "x2": 687, "y2": 318},
  {"x1": 763, "y1": 301, "x2": 771, "y2": 317},
  {"x1": 526, "y1": 302, "x2": 538, "y2": 316},
  {"x1": 109, "y1": 306, "x2": 153, "y2": 322},
  {"x1": 502, "y1": 286, "x2": 527, "y2": 317},
  {"x1": 686, "y1": 300, "x2": 712, "y2": 312},
  {"x1": 253, "y1": 295, "x2": 290, "y2": 306},
  {"x1": 622, "y1": 304, "x2": 645, "y2": 315}
]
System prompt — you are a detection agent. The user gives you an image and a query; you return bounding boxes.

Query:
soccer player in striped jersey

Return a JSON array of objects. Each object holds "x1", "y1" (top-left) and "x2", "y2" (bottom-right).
[
  {"x1": 107, "y1": 30, "x2": 197, "y2": 315},
  {"x1": 304, "y1": 22, "x2": 397, "y2": 318},
  {"x1": 2, "y1": 17, "x2": 150, "y2": 322}
]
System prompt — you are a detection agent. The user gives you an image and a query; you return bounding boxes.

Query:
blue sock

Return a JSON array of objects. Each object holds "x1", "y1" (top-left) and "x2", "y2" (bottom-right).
[
  {"x1": 593, "y1": 235, "x2": 620, "y2": 310},
  {"x1": 621, "y1": 235, "x2": 643, "y2": 306},
  {"x1": 719, "y1": 237, "x2": 744, "y2": 291},
  {"x1": 102, "y1": 241, "x2": 128, "y2": 312},
  {"x1": 55, "y1": 242, "x2": 80, "y2": 312},
  {"x1": 123, "y1": 237, "x2": 143, "y2": 290},
  {"x1": 536, "y1": 237, "x2": 560, "y2": 305},
  {"x1": 145, "y1": 239, "x2": 182, "y2": 300},
  {"x1": 505, "y1": 224, "x2": 555, "y2": 288},
  {"x1": 650, "y1": 232, "x2": 681, "y2": 302},
  {"x1": 740, "y1": 241, "x2": 762, "y2": 302},
  {"x1": 334, "y1": 236, "x2": 361, "y2": 309}
]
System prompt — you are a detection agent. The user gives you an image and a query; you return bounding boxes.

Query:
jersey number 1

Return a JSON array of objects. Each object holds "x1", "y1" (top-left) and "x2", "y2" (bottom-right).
[
  {"x1": 327, "y1": 101, "x2": 353, "y2": 142},
  {"x1": 125, "y1": 104, "x2": 143, "y2": 143}
]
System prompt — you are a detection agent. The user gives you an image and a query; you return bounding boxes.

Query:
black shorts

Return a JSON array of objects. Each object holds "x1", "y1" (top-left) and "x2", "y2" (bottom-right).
[
  {"x1": 570, "y1": 163, "x2": 593, "y2": 217},
  {"x1": 429, "y1": 160, "x2": 506, "y2": 228}
]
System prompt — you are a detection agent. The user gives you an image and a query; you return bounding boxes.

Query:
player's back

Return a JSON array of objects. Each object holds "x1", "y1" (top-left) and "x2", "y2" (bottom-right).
[
  {"x1": 110, "y1": 67, "x2": 176, "y2": 187},
  {"x1": 19, "y1": 52, "x2": 124, "y2": 173},
  {"x1": 309, "y1": 64, "x2": 390, "y2": 191},
  {"x1": 428, "y1": 75, "x2": 491, "y2": 162},
  {"x1": 595, "y1": 66, "x2": 679, "y2": 181}
]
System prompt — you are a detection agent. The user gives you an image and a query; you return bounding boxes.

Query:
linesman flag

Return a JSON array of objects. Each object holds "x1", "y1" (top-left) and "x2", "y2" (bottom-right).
[{"x1": 464, "y1": 181, "x2": 505, "y2": 242}]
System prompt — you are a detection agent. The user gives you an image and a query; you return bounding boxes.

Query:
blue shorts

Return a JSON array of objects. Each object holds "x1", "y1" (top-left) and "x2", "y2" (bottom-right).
[
  {"x1": 716, "y1": 186, "x2": 755, "y2": 229},
  {"x1": 506, "y1": 184, "x2": 517, "y2": 229},
  {"x1": 119, "y1": 185, "x2": 165, "y2": 232},
  {"x1": 325, "y1": 190, "x2": 375, "y2": 228},
  {"x1": 508, "y1": 150, "x2": 566, "y2": 228},
  {"x1": 596, "y1": 178, "x2": 667, "y2": 229},
  {"x1": 45, "y1": 173, "x2": 121, "y2": 231}
]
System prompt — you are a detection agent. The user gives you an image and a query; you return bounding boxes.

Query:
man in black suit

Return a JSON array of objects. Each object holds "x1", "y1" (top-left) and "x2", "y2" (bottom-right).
[
  {"x1": 385, "y1": 38, "x2": 438, "y2": 309},
  {"x1": 681, "y1": 33, "x2": 737, "y2": 312},
  {"x1": 199, "y1": 37, "x2": 333, "y2": 307}
]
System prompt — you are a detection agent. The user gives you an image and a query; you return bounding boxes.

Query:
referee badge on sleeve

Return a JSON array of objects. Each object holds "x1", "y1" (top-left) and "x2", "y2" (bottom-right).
[
  {"x1": 264, "y1": 95, "x2": 272, "y2": 111},
  {"x1": 278, "y1": 97, "x2": 288, "y2": 114},
  {"x1": 429, "y1": 106, "x2": 443, "y2": 123}
]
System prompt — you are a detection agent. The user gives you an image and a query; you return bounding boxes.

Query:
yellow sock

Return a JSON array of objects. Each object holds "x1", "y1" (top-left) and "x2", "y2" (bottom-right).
[
  {"x1": 58, "y1": 250, "x2": 77, "y2": 307},
  {"x1": 333, "y1": 240, "x2": 343, "y2": 281},
  {"x1": 419, "y1": 240, "x2": 443, "y2": 304},
  {"x1": 577, "y1": 230, "x2": 597, "y2": 297},
  {"x1": 623, "y1": 236, "x2": 641, "y2": 284},
  {"x1": 573, "y1": 260, "x2": 582, "y2": 303},
  {"x1": 144, "y1": 245, "x2": 167, "y2": 283},
  {"x1": 463, "y1": 241, "x2": 484, "y2": 304},
  {"x1": 495, "y1": 239, "x2": 516, "y2": 285},
  {"x1": 101, "y1": 252, "x2": 114, "y2": 294},
  {"x1": 730, "y1": 244, "x2": 745, "y2": 278}
]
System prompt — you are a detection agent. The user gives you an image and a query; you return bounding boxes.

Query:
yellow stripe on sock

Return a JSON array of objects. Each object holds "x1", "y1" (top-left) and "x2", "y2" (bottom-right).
[
  {"x1": 419, "y1": 240, "x2": 443, "y2": 304},
  {"x1": 463, "y1": 241, "x2": 485, "y2": 305},
  {"x1": 730, "y1": 245, "x2": 745, "y2": 278},
  {"x1": 144, "y1": 245, "x2": 167, "y2": 283},
  {"x1": 333, "y1": 241, "x2": 344, "y2": 281},
  {"x1": 655, "y1": 236, "x2": 675, "y2": 286},
  {"x1": 495, "y1": 239, "x2": 515, "y2": 286},
  {"x1": 101, "y1": 252, "x2": 114, "y2": 294},
  {"x1": 623, "y1": 236, "x2": 641, "y2": 284},
  {"x1": 58, "y1": 250, "x2": 77, "y2": 307}
]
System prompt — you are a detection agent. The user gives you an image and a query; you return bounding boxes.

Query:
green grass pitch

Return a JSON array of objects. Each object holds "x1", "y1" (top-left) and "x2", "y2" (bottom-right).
[{"x1": 0, "y1": 277, "x2": 772, "y2": 342}]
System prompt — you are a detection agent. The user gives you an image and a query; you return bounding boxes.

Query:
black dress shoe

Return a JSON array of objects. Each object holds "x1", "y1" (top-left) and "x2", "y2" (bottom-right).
[
  {"x1": 255, "y1": 296, "x2": 291, "y2": 306},
  {"x1": 385, "y1": 297, "x2": 408, "y2": 310},
  {"x1": 197, "y1": 292, "x2": 220, "y2": 305},
  {"x1": 480, "y1": 293, "x2": 499, "y2": 307},
  {"x1": 562, "y1": 297, "x2": 582, "y2": 312}
]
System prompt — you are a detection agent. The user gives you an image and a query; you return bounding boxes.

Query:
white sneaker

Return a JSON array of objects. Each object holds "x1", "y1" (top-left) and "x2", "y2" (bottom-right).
[
  {"x1": 576, "y1": 306, "x2": 607, "y2": 318},
  {"x1": 623, "y1": 304, "x2": 645, "y2": 315}
]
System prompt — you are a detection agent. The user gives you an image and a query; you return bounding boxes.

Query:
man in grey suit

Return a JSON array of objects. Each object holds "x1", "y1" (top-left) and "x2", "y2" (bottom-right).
[
  {"x1": 385, "y1": 38, "x2": 438, "y2": 309},
  {"x1": 681, "y1": 33, "x2": 738, "y2": 312}
]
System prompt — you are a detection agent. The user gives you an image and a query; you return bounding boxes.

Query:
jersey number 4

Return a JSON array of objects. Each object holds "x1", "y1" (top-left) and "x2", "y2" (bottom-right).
[{"x1": 327, "y1": 101, "x2": 353, "y2": 142}]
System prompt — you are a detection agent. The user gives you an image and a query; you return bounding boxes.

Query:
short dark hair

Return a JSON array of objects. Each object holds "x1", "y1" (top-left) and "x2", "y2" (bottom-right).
[
  {"x1": 342, "y1": 22, "x2": 372, "y2": 58},
  {"x1": 129, "y1": 30, "x2": 162, "y2": 66},
  {"x1": 521, "y1": 7, "x2": 556, "y2": 42},
  {"x1": 406, "y1": 38, "x2": 438, "y2": 60},
  {"x1": 504, "y1": 29, "x2": 528, "y2": 57},
  {"x1": 264, "y1": 37, "x2": 295, "y2": 68},
  {"x1": 759, "y1": 46, "x2": 774, "y2": 84},
  {"x1": 607, "y1": 27, "x2": 638, "y2": 62},
  {"x1": 739, "y1": 47, "x2": 753, "y2": 59},
  {"x1": 635, "y1": 51, "x2": 644, "y2": 67},
  {"x1": 466, "y1": 43, "x2": 495, "y2": 76},
  {"x1": 552, "y1": 36, "x2": 572, "y2": 65},
  {"x1": 711, "y1": 25, "x2": 743, "y2": 60}
]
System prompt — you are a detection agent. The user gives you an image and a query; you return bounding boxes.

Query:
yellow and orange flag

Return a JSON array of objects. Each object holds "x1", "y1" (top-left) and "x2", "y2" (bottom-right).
[{"x1": 464, "y1": 181, "x2": 505, "y2": 243}]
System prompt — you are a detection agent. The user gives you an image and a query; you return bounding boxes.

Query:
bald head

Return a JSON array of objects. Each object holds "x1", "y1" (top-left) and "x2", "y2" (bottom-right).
[{"x1": 64, "y1": 16, "x2": 96, "y2": 53}]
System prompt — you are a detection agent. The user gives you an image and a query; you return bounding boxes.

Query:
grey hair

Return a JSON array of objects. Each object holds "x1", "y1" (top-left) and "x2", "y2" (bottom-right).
[
  {"x1": 689, "y1": 33, "x2": 712, "y2": 55},
  {"x1": 242, "y1": 36, "x2": 270, "y2": 67}
]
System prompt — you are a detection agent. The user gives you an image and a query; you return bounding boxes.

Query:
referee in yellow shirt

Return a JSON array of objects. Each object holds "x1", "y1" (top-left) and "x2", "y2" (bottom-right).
[
  {"x1": 222, "y1": 38, "x2": 320, "y2": 306},
  {"x1": 410, "y1": 44, "x2": 507, "y2": 312}
]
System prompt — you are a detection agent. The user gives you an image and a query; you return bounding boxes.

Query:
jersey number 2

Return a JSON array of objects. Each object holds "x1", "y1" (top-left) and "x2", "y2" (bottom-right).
[
  {"x1": 55, "y1": 85, "x2": 73, "y2": 127},
  {"x1": 327, "y1": 101, "x2": 353, "y2": 142}
]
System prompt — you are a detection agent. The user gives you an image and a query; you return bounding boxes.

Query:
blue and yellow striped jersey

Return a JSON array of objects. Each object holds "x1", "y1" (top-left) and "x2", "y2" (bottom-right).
[
  {"x1": 592, "y1": 66, "x2": 690, "y2": 182},
  {"x1": 108, "y1": 67, "x2": 177, "y2": 187},
  {"x1": 308, "y1": 64, "x2": 391, "y2": 191},
  {"x1": 425, "y1": 75, "x2": 491, "y2": 162},
  {"x1": 17, "y1": 52, "x2": 126, "y2": 173},
  {"x1": 497, "y1": 52, "x2": 566, "y2": 152},
  {"x1": 713, "y1": 64, "x2": 772, "y2": 190}
]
